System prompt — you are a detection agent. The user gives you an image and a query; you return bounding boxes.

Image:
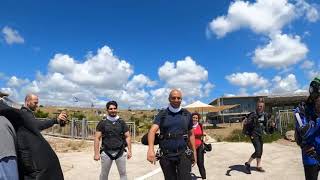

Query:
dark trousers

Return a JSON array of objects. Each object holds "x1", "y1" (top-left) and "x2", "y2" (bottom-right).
[
  {"x1": 304, "y1": 164, "x2": 320, "y2": 180},
  {"x1": 159, "y1": 153, "x2": 192, "y2": 180},
  {"x1": 251, "y1": 135, "x2": 263, "y2": 159},
  {"x1": 196, "y1": 145, "x2": 206, "y2": 179}
]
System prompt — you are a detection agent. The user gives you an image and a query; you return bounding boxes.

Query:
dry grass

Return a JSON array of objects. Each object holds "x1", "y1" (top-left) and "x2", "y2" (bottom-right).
[
  {"x1": 39, "y1": 106, "x2": 157, "y2": 122},
  {"x1": 46, "y1": 136, "x2": 92, "y2": 153},
  {"x1": 204, "y1": 123, "x2": 243, "y2": 142}
]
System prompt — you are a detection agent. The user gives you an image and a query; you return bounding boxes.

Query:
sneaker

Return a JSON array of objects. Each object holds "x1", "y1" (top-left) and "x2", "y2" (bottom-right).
[
  {"x1": 256, "y1": 167, "x2": 265, "y2": 172},
  {"x1": 245, "y1": 162, "x2": 251, "y2": 174}
]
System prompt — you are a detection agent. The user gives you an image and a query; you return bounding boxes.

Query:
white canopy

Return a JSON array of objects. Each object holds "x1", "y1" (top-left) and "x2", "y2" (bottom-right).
[{"x1": 184, "y1": 100, "x2": 239, "y2": 113}]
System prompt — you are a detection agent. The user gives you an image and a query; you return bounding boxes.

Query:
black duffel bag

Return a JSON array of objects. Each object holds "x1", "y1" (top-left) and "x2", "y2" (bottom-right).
[{"x1": 141, "y1": 132, "x2": 160, "y2": 145}]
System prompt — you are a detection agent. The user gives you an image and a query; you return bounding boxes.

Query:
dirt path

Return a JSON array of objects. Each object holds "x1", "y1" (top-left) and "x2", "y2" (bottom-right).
[{"x1": 55, "y1": 139, "x2": 304, "y2": 180}]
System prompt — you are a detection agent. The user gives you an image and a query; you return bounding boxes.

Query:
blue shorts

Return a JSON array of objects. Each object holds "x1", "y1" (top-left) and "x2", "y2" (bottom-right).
[{"x1": 0, "y1": 156, "x2": 19, "y2": 180}]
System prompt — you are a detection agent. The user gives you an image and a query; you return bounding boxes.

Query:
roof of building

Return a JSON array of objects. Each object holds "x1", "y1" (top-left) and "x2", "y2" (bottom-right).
[{"x1": 210, "y1": 93, "x2": 309, "y2": 105}]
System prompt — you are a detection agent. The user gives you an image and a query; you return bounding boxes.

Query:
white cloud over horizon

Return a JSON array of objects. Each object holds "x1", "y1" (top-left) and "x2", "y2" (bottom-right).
[
  {"x1": 226, "y1": 73, "x2": 307, "y2": 96},
  {"x1": 1, "y1": 46, "x2": 214, "y2": 109},
  {"x1": 156, "y1": 56, "x2": 214, "y2": 106}
]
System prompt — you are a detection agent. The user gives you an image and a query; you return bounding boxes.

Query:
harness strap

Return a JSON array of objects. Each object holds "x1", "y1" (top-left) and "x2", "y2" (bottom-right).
[
  {"x1": 295, "y1": 113, "x2": 303, "y2": 127},
  {"x1": 159, "y1": 132, "x2": 188, "y2": 140},
  {"x1": 161, "y1": 147, "x2": 186, "y2": 154}
]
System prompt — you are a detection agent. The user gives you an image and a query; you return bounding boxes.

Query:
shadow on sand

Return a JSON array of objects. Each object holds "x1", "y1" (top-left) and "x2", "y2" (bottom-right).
[{"x1": 225, "y1": 164, "x2": 253, "y2": 176}]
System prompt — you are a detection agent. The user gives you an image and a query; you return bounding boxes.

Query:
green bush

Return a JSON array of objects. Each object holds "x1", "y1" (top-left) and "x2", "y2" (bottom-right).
[
  {"x1": 262, "y1": 131, "x2": 282, "y2": 143},
  {"x1": 225, "y1": 129, "x2": 251, "y2": 142},
  {"x1": 72, "y1": 112, "x2": 86, "y2": 120},
  {"x1": 35, "y1": 109, "x2": 49, "y2": 118},
  {"x1": 225, "y1": 129, "x2": 283, "y2": 143},
  {"x1": 130, "y1": 115, "x2": 152, "y2": 135}
]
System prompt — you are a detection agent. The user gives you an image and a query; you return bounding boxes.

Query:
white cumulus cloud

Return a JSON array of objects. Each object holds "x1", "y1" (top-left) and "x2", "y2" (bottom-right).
[
  {"x1": 2, "y1": 47, "x2": 214, "y2": 109},
  {"x1": 271, "y1": 74, "x2": 300, "y2": 94},
  {"x1": 209, "y1": 0, "x2": 318, "y2": 38},
  {"x1": 156, "y1": 56, "x2": 213, "y2": 105},
  {"x1": 209, "y1": 0, "x2": 296, "y2": 37},
  {"x1": 225, "y1": 72, "x2": 269, "y2": 88},
  {"x1": 253, "y1": 33, "x2": 308, "y2": 68},
  {"x1": 6, "y1": 76, "x2": 29, "y2": 87},
  {"x1": 48, "y1": 46, "x2": 133, "y2": 90},
  {"x1": 209, "y1": 0, "x2": 318, "y2": 69},
  {"x1": 6, "y1": 45, "x2": 157, "y2": 108}
]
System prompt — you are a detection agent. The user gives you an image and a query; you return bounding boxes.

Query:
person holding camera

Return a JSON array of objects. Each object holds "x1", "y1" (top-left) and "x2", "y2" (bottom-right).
[
  {"x1": 17, "y1": 93, "x2": 67, "y2": 180},
  {"x1": 147, "y1": 89, "x2": 196, "y2": 180}
]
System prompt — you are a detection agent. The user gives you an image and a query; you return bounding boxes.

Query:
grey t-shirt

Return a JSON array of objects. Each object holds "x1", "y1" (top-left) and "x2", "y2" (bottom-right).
[{"x1": 0, "y1": 116, "x2": 16, "y2": 159}]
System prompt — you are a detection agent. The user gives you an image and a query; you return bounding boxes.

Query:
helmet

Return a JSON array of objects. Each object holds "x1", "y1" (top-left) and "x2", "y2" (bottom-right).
[{"x1": 309, "y1": 76, "x2": 320, "y2": 99}]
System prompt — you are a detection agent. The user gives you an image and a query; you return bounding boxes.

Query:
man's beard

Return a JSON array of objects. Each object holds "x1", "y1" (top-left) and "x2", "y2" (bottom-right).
[{"x1": 108, "y1": 113, "x2": 117, "y2": 117}]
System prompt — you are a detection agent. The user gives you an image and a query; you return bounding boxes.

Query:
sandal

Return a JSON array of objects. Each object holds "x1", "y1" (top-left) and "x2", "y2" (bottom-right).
[{"x1": 256, "y1": 167, "x2": 265, "y2": 172}]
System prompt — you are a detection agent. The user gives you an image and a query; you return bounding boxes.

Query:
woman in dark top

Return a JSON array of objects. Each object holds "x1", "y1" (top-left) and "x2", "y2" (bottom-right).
[{"x1": 244, "y1": 98, "x2": 273, "y2": 174}]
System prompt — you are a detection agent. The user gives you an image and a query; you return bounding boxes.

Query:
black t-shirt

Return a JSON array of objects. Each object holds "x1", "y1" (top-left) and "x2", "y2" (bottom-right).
[
  {"x1": 153, "y1": 108, "x2": 192, "y2": 151},
  {"x1": 96, "y1": 118, "x2": 129, "y2": 149}
]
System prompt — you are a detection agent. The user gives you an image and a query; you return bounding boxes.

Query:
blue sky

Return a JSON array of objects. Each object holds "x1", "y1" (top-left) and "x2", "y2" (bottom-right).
[{"x1": 0, "y1": 0, "x2": 320, "y2": 108}]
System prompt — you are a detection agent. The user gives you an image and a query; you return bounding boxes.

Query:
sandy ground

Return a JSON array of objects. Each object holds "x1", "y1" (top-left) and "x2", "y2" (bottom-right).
[{"x1": 54, "y1": 138, "x2": 305, "y2": 180}]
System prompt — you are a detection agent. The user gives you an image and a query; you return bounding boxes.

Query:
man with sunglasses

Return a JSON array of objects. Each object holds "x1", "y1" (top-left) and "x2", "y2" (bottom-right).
[
  {"x1": 147, "y1": 89, "x2": 196, "y2": 180},
  {"x1": 295, "y1": 76, "x2": 320, "y2": 180}
]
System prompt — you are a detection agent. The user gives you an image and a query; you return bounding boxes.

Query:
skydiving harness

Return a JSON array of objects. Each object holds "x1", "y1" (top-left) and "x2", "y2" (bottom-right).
[
  {"x1": 101, "y1": 118, "x2": 127, "y2": 160},
  {"x1": 155, "y1": 108, "x2": 192, "y2": 160}
]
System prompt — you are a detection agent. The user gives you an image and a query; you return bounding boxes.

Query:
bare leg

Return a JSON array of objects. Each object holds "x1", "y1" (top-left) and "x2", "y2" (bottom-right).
[
  {"x1": 247, "y1": 157, "x2": 254, "y2": 165},
  {"x1": 257, "y1": 158, "x2": 261, "y2": 167}
]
